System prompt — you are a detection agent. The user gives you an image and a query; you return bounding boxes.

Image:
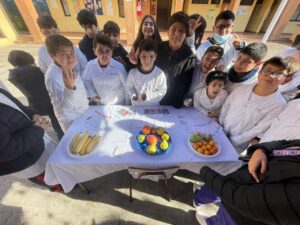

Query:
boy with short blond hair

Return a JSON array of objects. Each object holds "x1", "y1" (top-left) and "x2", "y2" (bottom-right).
[
  {"x1": 83, "y1": 34, "x2": 128, "y2": 105},
  {"x1": 45, "y1": 34, "x2": 88, "y2": 132}
]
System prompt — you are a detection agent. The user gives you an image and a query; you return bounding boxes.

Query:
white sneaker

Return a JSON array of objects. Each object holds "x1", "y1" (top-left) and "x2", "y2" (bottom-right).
[{"x1": 195, "y1": 203, "x2": 220, "y2": 225}]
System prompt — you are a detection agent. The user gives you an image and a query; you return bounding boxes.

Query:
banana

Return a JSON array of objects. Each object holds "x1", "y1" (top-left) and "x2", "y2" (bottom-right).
[
  {"x1": 85, "y1": 135, "x2": 101, "y2": 153},
  {"x1": 79, "y1": 135, "x2": 93, "y2": 155},
  {"x1": 70, "y1": 133, "x2": 81, "y2": 153},
  {"x1": 74, "y1": 132, "x2": 89, "y2": 154}
]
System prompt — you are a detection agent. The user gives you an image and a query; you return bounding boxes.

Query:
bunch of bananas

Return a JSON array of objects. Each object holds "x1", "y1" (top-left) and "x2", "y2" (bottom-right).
[{"x1": 70, "y1": 132, "x2": 101, "y2": 155}]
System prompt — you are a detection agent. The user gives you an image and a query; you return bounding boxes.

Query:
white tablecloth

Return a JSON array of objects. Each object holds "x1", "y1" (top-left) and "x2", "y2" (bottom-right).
[{"x1": 45, "y1": 105, "x2": 241, "y2": 192}]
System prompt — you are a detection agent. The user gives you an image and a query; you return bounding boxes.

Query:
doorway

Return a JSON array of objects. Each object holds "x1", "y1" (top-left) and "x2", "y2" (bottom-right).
[{"x1": 156, "y1": 0, "x2": 171, "y2": 31}]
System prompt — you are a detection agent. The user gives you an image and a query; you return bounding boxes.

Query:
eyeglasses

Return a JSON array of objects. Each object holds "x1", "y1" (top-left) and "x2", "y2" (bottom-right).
[
  {"x1": 261, "y1": 68, "x2": 287, "y2": 79},
  {"x1": 215, "y1": 24, "x2": 233, "y2": 30}
]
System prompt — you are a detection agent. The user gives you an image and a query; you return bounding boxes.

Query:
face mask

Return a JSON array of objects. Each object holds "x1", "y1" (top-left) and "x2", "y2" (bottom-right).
[{"x1": 213, "y1": 34, "x2": 230, "y2": 44}]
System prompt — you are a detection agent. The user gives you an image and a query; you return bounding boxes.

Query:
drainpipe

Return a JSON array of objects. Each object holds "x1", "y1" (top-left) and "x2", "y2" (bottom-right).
[{"x1": 262, "y1": 0, "x2": 288, "y2": 43}]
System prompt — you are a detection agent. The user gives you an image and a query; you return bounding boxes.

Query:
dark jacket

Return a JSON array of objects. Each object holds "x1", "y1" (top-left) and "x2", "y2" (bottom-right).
[
  {"x1": 0, "y1": 88, "x2": 45, "y2": 175},
  {"x1": 200, "y1": 140, "x2": 300, "y2": 225},
  {"x1": 79, "y1": 34, "x2": 96, "y2": 61},
  {"x1": 8, "y1": 66, "x2": 54, "y2": 115},
  {"x1": 113, "y1": 44, "x2": 134, "y2": 72},
  {"x1": 156, "y1": 41, "x2": 196, "y2": 108}
]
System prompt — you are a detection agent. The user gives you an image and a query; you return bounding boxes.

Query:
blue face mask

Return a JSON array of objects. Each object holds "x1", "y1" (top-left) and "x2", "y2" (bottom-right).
[{"x1": 213, "y1": 34, "x2": 230, "y2": 44}]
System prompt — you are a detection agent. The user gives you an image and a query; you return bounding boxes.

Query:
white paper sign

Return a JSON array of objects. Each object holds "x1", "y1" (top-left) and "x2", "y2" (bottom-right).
[{"x1": 106, "y1": 0, "x2": 113, "y2": 16}]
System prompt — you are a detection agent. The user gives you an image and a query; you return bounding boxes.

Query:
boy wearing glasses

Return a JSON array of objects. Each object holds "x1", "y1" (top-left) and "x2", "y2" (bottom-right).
[
  {"x1": 37, "y1": 15, "x2": 87, "y2": 74},
  {"x1": 196, "y1": 10, "x2": 245, "y2": 72},
  {"x1": 226, "y1": 42, "x2": 267, "y2": 93},
  {"x1": 219, "y1": 57, "x2": 295, "y2": 152},
  {"x1": 77, "y1": 9, "x2": 101, "y2": 61},
  {"x1": 83, "y1": 34, "x2": 128, "y2": 105}
]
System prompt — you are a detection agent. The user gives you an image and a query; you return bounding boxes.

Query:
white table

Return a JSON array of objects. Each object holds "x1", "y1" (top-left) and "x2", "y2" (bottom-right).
[{"x1": 45, "y1": 105, "x2": 241, "y2": 192}]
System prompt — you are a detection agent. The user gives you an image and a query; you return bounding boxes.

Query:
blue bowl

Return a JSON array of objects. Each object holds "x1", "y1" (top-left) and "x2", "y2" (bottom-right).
[{"x1": 134, "y1": 131, "x2": 172, "y2": 156}]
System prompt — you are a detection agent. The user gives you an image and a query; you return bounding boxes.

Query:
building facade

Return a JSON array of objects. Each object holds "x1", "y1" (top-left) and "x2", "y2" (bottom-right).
[{"x1": 0, "y1": 0, "x2": 299, "y2": 45}]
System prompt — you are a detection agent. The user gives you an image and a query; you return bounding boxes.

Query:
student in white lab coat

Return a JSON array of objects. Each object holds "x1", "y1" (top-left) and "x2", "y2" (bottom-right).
[
  {"x1": 83, "y1": 34, "x2": 128, "y2": 105},
  {"x1": 126, "y1": 39, "x2": 167, "y2": 106},
  {"x1": 193, "y1": 71, "x2": 228, "y2": 121},
  {"x1": 195, "y1": 10, "x2": 245, "y2": 72},
  {"x1": 44, "y1": 34, "x2": 89, "y2": 132},
  {"x1": 219, "y1": 57, "x2": 293, "y2": 152},
  {"x1": 226, "y1": 42, "x2": 267, "y2": 93},
  {"x1": 36, "y1": 15, "x2": 87, "y2": 74},
  {"x1": 187, "y1": 46, "x2": 224, "y2": 98},
  {"x1": 276, "y1": 47, "x2": 300, "y2": 100},
  {"x1": 259, "y1": 94, "x2": 300, "y2": 143}
]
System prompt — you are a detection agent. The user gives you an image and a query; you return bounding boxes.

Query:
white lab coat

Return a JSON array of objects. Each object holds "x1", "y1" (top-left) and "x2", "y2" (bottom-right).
[
  {"x1": 260, "y1": 98, "x2": 300, "y2": 142},
  {"x1": 219, "y1": 84, "x2": 287, "y2": 152},
  {"x1": 83, "y1": 58, "x2": 128, "y2": 105},
  {"x1": 126, "y1": 66, "x2": 167, "y2": 106},
  {"x1": 45, "y1": 63, "x2": 89, "y2": 132},
  {"x1": 276, "y1": 47, "x2": 300, "y2": 100},
  {"x1": 195, "y1": 34, "x2": 240, "y2": 72},
  {"x1": 38, "y1": 44, "x2": 87, "y2": 74},
  {"x1": 193, "y1": 87, "x2": 228, "y2": 116},
  {"x1": 279, "y1": 70, "x2": 300, "y2": 100},
  {"x1": 187, "y1": 61, "x2": 210, "y2": 97}
]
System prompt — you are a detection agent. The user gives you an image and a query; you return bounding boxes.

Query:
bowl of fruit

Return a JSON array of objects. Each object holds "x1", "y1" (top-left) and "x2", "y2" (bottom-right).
[
  {"x1": 135, "y1": 125, "x2": 172, "y2": 156},
  {"x1": 188, "y1": 132, "x2": 220, "y2": 157}
]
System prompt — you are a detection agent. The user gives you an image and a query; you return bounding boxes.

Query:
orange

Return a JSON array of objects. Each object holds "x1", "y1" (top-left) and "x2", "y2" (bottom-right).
[
  {"x1": 142, "y1": 125, "x2": 151, "y2": 135},
  {"x1": 193, "y1": 143, "x2": 200, "y2": 150},
  {"x1": 204, "y1": 150, "x2": 211, "y2": 155},
  {"x1": 147, "y1": 135, "x2": 158, "y2": 145}
]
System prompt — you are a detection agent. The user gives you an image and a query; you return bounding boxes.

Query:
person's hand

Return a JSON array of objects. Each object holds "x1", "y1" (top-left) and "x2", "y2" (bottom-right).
[
  {"x1": 248, "y1": 149, "x2": 268, "y2": 183},
  {"x1": 128, "y1": 48, "x2": 138, "y2": 65},
  {"x1": 232, "y1": 33, "x2": 242, "y2": 49},
  {"x1": 91, "y1": 96, "x2": 101, "y2": 104},
  {"x1": 62, "y1": 68, "x2": 77, "y2": 90},
  {"x1": 32, "y1": 114, "x2": 51, "y2": 130},
  {"x1": 188, "y1": 16, "x2": 202, "y2": 36},
  {"x1": 250, "y1": 137, "x2": 260, "y2": 146}
]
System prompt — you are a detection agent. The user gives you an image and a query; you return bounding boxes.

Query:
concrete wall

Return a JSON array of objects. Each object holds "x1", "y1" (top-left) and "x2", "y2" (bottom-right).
[
  {"x1": 246, "y1": 0, "x2": 274, "y2": 33},
  {"x1": 46, "y1": 0, "x2": 126, "y2": 33},
  {"x1": 283, "y1": 21, "x2": 298, "y2": 34},
  {"x1": 184, "y1": 0, "x2": 222, "y2": 31},
  {"x1": 233, "y1": 0, "x2": 257, "y2": 32}
]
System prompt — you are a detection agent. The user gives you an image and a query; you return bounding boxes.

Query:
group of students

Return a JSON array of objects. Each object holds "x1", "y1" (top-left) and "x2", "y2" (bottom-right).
[{"x1": 1, "y1": 8, "x2": 300, "y2": 225}]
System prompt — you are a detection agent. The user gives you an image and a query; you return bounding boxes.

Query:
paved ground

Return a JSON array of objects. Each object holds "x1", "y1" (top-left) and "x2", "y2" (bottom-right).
[{"x1": 0, "y1": 39, "x2": 292, "y2": 225}]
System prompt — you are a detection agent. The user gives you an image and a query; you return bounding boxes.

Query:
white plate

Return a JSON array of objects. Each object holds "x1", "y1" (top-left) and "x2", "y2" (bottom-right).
[
  {"x1": 67, "y1": 137, "x2": 97, "y2": 159},
  {"x1": 187, "y1": 135, "x2": 221, "y2": 158}
]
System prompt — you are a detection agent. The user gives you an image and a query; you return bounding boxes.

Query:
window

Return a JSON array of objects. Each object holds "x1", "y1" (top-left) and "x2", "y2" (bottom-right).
[
  {"x1": 240, "y1": 0, "x2": 254, "y2": 5},
  {"x1": 118, "y1": 0, "x2": 125, "y2": 18},
  {"x1": 32, "y1": 0, "x2": 51, "y2": 16},
  {"x1": 191, "y1": 0, "x2": 209, "y2": 4},
  {"x1": 60, "y1": 0, "x2": 71, "y2": 16},
  {"x1": 291, "y1": 5, "x2": 300, "y2": 21},
  {"x1": 211, "y1": 0, "x2": 221, "y2": 4}
]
